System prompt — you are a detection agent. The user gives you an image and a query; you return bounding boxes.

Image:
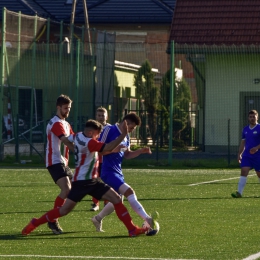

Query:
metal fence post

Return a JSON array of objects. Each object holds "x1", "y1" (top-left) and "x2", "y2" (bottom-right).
[
  {"x1": 0, "y1": 7, "x2": 6, "y2": 145},
  {"x1": 228, "y1": 118, "x2": 230, "y2": 166},
  {"x1": 15, "y1": 114, "x2": 19, "y2": 162},
  {"x1": 168, "y1": 41, "x2": 174, "y2": 165}
]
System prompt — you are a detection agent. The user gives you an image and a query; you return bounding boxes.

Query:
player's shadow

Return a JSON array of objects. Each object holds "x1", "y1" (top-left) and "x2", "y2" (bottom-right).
[
  {"x1": 0, "y1": 232, "x2": 127, "y2": 240},
  {"x1": 0, "y1": 234, "x2": 25, "y2": 240},
  {"x1": 138, "y1": 196, "x2": 260, "y2": 201}
]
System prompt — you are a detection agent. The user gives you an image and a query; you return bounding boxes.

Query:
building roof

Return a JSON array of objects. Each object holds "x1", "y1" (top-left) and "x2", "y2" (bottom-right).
[
  {"x1": 0, "y1": 0, "x2": 50, "y2": 18},
  {"x1": 169, "y1": 0, "x2": 260, "y2": 46},
  {"x1": 0, "y1": 0, "x2": 175, "y2": 24}
]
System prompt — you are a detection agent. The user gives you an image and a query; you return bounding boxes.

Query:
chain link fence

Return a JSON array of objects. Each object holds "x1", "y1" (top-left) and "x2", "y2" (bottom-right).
[{"x1": 1, "y1": 8, "x2": 256, "y2": 164}]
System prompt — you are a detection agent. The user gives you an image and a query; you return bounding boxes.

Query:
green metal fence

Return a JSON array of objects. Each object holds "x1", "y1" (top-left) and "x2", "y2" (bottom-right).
[{"x1": 1, "y1": 8, "x2": 253, "y2": 163}]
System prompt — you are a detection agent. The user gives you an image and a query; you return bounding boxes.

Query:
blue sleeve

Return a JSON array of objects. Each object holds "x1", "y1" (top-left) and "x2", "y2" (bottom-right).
[
  {"x1": 99, "y1": 126, "x2": 111, "y2": 143},
  {"x1": 241, "y1": 127, "x2": 246, "y2": 140}
]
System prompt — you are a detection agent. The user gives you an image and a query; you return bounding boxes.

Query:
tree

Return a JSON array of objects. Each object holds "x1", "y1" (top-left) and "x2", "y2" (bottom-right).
[
  {"x1": 134, "y1": 60, "x2": 159, "y2": 144},
  {"x1": 160, "y1": 69, "x2": 192, "y2": 144}
]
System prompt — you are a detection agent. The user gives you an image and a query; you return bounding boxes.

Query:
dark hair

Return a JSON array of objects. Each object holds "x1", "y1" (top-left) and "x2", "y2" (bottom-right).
[
  {"x1": 56, "y1": 94, "x2": 72, "y2": 107},
  {"x1": 122, "y1": 113, "x2": 141, "y2": 126},
  {"x1": 85, "y1": 119, "x2": 103, "y2": 132},
  {"x1": 248, "y1": 110, "x2": 258, "y2": 116}
]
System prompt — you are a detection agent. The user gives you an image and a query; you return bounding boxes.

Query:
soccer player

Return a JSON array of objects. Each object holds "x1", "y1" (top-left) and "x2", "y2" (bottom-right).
[
  {"x1": 91, "y1": 113, "x2": 158, "y2": 232},
  {"x1": 45, "y1": 94, "x2": 75, "y2": 234},
  {"x1": 90, "y1": 107, "x2": 110, "y2": 211},
  {"x1": 231, "y1": 110, "x2": 260, "y2": 198},
  {"x1": 22, "y1": 119, "x2": 150, "y2": 237}
]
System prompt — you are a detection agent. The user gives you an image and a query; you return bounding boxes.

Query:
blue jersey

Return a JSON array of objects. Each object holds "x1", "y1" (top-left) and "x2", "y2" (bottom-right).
[
  {"x1": 99, "y1": 124, "x2": 130, "y2": 177},
  {"x1": 241, "y1": 124, "x2": 260, "y2": 158}
]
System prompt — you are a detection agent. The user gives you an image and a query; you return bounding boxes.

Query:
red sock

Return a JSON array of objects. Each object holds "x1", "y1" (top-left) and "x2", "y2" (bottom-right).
[
  {"x1": 54, "y1": 196, "x2": 65, "y2": 209},
  {"x1": 92, "y1": 197, "x2": 99, "y2": 206},
  {"x1": 113, "y1": 202, "x2": 135, "y2": 231},
  {"x1": 33, "y1": 208, "x2": 61, "y2": 227}
]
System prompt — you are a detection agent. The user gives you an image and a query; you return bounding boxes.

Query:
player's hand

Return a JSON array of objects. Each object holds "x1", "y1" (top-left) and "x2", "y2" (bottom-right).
[
  {"x1": 250, "y1": 147, "x2": 258, "y2": 154},
  {"x1": 142, "y1": 147, "x2": 152, "y2": 154}
]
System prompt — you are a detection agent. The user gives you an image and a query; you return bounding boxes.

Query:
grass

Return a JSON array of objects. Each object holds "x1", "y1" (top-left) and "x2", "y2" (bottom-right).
[
  {"x1": 0, "y1": 154, "x2": 238, "y2": 169},
  {"x1": 0, "y1": 167, "x2": 260, "y2": 260}
]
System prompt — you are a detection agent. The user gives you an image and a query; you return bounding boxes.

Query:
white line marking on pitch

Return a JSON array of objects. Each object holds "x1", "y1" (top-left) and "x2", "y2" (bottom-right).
[
  {"x1": 242, "y1": 251, "x2": 260, "y2": 260},
  {"x1": 188, "y1": 174, "x2": 255, "y2": 186},
  {"x1": 0, "y1": 255, "x2": 199, "y2": 260}
]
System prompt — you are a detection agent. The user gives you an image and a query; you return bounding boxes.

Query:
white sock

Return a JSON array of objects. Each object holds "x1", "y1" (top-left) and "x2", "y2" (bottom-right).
[
  {"x1": 238, "y1": 176, "x2": 247, "y2": 195},
  {"x1": 127, "y1": 193, "x2": 149, "y2": 220},
  {"x1": 96, "y1": 202, "x2": 115, "y2": 221}
]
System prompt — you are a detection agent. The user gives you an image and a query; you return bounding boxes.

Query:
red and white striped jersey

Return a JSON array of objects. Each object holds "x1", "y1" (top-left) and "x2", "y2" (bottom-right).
[
  {"x1": 46, "y1": 115, "x2": 74, "y2": 167},
  {"x1": 68, "y1": 132, "x2": 105, "y2": 181}
]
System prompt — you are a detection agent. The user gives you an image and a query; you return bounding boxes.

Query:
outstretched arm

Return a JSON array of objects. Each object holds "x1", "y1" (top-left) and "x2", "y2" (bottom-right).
[{"x1": 124, "y1": 147, "x2": 152, "y2": 159}]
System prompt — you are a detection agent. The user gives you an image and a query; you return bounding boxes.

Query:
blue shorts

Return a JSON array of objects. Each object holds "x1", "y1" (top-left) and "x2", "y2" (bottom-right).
[
  {"x1": 241, "y1": 156, "x2": 260, "y2": 172},
  {"x1": 101, "y1": 172, "x2": 125, "y2": 193}
]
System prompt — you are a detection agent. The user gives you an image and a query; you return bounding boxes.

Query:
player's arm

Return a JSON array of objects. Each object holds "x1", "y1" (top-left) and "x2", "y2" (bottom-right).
[
  {"x1": 237, "y1": 139, "x2": 245, "y2": 162},
  {"x1": 250, "y1": 144, "x2": 260, "y2": 154},
  {"x1": 51, "y1": 122, "x2": 75, "y2": 152},
  {"x1": 61, "y1": 135, "x2": 75, "y2": 153},
  {"x1": 99, "y1": 144, "x2": 126, "y2": 155},
  {"x1": 124, "y1": 146, "x2": 152, "y2": 159},
  {"x1": 99, "y1": 120, "x2": 128, "y2": 154}
]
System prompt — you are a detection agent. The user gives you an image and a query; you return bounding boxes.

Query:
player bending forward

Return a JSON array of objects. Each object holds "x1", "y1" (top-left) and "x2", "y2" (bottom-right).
[{"x1": 22, "y1": 120, "x2": 156, "y2": 237}]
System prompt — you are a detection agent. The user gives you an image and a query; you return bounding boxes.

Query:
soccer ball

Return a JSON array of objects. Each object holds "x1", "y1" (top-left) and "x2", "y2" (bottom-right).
[{"x1": 142, "y1": 220, "x2": 160, "y2": 236}]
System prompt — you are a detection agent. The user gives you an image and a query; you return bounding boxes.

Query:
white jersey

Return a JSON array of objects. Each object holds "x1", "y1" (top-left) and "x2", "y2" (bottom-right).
[
  {"x1": 68, "y1": 132, "x2": 105, "y2": 181},
  {"x1": 46, "y1": 115, "x2": 74, "y2": 167}
]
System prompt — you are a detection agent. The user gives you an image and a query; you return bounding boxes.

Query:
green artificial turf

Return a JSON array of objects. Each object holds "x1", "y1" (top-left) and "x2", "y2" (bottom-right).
[{"x1": 0, "y1": 168, "x2": 259, "y2": 260}]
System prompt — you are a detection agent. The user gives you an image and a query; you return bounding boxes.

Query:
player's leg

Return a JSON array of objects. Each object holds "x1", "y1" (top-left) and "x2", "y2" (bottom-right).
[
  {"x1": 119, "y1": 183, "x2": 156, "y2": 228},
  {"x1": 100, "y1": 186, "x2": 148, "y2": 236},
  {"x1": 238, "y1": 167, "x2": 250, "y2": 194},
  {"x1": 232, "y1": 156, "x2": 253, "y2": 198},
  {"x1": 92, "y1": 172, "x2": 128, "y2": 230},
  {"x1": 90, "y1": 180, "x2": 148, "y2": 236},
  {"x1": 90, "y1": 165, "x2": 100, "y2": 211},
  {"x1": 232, "y1": 167, "x2": 250, "y2": 197},
  {"x1": 90, "y1": 197, "x2": 100, "y2": 211},
  {"x1": 47, "y1": 176, "x2": 71, "y2": 233},
  {"x1": 22, "y1": 199, "x2": 77, "y2": 236},
  {"x1": 48, "y1": 164, "x2": 72, "y2": 234},
  {"x1": 101, "y1": 188, "x2": 135, "y2": 230},
  {"x1": 90, "y1": 178, "x2": 117, "y2": 232},
  {"x1": 56, "y1": 176, "x2": 71, "y2": 203},
  {"x1": 22, "y1": 180, "x2": 86, "y2": 236},
  {"x1": 95, "y1": 173, "x2": 155, "y2": 225}
]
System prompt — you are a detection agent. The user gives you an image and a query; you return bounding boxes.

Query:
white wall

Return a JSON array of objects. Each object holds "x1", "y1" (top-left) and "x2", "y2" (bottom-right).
[{"x1": 205, "y1": 54, "x2": 260, "y2": 147}]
